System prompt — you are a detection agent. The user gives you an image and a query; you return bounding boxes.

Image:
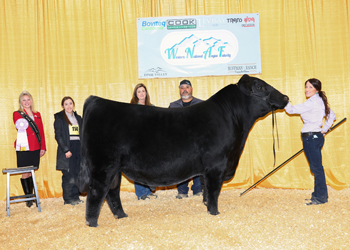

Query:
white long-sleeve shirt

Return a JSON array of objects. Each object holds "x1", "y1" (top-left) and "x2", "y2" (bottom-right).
[{"x1": 284, "y1": 93, "x2": 336, "y2": 133}]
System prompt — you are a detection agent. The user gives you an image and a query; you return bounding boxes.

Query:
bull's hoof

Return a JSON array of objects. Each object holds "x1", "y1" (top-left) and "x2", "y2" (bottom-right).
[
  {"x1": 114, "y1": 213, "x2": 128, "y2": 219},
  {"x1": 202, "y1": 194, "x2": 208, "y2": 206},
  {"x1": 208, "y1": 210, "x2": 220, "y2": 215},
  {"x1": 86, "y1": 220, "x2": 99, "y2": 227}
]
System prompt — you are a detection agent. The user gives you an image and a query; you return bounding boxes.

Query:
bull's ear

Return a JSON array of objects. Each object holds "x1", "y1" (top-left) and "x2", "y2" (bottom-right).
[{"x1": 237, "y1": 74, "x2": 252, "y2": 95}]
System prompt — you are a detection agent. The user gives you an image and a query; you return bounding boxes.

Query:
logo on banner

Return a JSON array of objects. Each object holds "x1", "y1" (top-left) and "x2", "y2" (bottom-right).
[
  {"x1": 242, "y1": 16, "x2": 256, "y2": 27},
  {"x1": 143, "y1": 67, "x2": 168, "y2": 77},
  {"x1": 227, "y1": 64, "x2": 258, "y2": 74},
  {"x1": 141, "y1": 20, "x2": 166, "y2": 31},
  {"x1": 160, "y1": 30, "x2": 238, "y2": 65},
  {"x1": 167, "y1": 19, "x2": 196, "y2": 29}
]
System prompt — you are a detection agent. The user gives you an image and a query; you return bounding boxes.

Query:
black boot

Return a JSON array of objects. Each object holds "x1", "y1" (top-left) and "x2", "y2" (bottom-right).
[
  {"x1": 20, "y1": 178, "x2": 33, "y2": 208},
  {"x1": 27, "y1": 177, "x2": 38, "y2": 207}
]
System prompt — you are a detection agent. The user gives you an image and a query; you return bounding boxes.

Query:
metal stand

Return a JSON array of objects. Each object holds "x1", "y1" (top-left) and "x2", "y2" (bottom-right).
[{"x1": 2, "y1": 166, "x2": 41, "y2": 216}]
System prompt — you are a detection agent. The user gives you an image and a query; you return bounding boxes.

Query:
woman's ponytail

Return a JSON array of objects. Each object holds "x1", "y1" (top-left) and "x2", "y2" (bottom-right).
[
  {"x1": 318, "y1": 90, "x2": 330, "y2": 119},
  {"x1": 305, "y1": 78, "x2": 331, "y2": 119}
]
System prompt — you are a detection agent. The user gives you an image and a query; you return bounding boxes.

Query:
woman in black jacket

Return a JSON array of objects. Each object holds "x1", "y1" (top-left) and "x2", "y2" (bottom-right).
[{"x1": 54, "y1": 97, "x2": 83, "y2": 205}]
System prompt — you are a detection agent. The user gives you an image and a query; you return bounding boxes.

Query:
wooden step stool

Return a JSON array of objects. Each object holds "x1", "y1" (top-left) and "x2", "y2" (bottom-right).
[{"x1": 2, "y1": 166, "x2": 41, "y2": 216}]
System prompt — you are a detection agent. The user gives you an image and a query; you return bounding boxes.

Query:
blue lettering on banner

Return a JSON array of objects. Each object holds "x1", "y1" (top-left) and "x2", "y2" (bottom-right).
[
  {"x1": 203, "y1": 47, "x2": 212, "y2": 59},
  {"x1": 164, "y1": 48, "x2": 178, "y2": 59},
  {"x1": 142, "y1": 21, "x2": 166, "y2": 27},
  {"x1": 163, "y1": 34, "x2": 235, "y2": 61},
  {"x1": 218, "y1": 46, "x2": 225, "y2": 57},
  {"x1": 185, "y1": 47, "x2": 195, "y2": 58}
]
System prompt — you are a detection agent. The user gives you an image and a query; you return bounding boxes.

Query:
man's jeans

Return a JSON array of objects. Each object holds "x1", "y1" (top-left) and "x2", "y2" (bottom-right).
[
  {"x1": 177, "y1": 176, "x2": 202, "y2": 195},
  {"x1": 135, "y1": 183, "x2": 152, "y2": 199}
]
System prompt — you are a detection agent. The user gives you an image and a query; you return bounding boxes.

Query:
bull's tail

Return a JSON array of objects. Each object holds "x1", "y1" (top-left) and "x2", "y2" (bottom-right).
[{"x1": 78, "y1": 147, "x2": 90, "y2": 193}]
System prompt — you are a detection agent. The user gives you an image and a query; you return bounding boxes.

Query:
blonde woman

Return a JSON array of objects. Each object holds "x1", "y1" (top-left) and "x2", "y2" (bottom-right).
[{"x1": 13, "y1": 91, "x2": 46, "y2": 207}]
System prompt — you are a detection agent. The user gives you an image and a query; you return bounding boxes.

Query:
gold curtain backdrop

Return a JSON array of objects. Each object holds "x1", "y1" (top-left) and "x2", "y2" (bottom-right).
[{"x1": 0, "y1": 0, "x2": 349, "y2": 200}]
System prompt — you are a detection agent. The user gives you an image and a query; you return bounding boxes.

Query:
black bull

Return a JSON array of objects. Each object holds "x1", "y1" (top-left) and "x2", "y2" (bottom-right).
[{"x1": 78, "y1": 74, "x2": 289, "y2": 227}]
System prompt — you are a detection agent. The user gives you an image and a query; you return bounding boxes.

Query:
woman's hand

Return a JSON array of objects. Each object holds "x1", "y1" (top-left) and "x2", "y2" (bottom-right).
[
  {"x1": 65, "y1": 151, "x2": 72, "y2": 158},
  {"x1": 321, "y1": 131, "x2": 326, "y2": 137},
  {"x1": 40, "y1": 150, "x2": 46, "y2": 157}
]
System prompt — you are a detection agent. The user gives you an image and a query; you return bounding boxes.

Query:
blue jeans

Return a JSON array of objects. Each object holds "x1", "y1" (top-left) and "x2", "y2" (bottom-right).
[
  {"x1": 302, "y1": 133, "x2": 328, "y2": 203},
  {"x1": 177, "y1": 176, "x2": 202, "y2": 195},
  {"x1": 134, "y1": 183, "x2": 152, "y2": 199}
]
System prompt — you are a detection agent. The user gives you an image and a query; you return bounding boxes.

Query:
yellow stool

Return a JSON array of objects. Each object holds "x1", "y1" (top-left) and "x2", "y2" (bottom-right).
[{"x1": 2, "y1": 166, "x2": 41, "y2": 216}]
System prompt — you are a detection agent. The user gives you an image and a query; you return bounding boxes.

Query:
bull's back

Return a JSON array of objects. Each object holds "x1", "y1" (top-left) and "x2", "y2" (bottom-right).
[
  {"x1": 81, "y1": 96, "x2": 234, "y2": 177},
  {"x1": 82, "y1": 95, "x2": 241, "y2": 156}
]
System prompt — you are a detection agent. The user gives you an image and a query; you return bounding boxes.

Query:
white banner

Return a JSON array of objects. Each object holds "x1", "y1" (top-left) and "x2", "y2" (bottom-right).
[{"x1": 137, "y1": 13, "x2": 261, "y2": 79}]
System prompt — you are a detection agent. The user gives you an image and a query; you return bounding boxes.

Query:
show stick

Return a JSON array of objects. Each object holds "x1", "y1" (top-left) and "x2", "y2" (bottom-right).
[{"x1": 240, "y1": 117, "x2": 347, "y2": 197}]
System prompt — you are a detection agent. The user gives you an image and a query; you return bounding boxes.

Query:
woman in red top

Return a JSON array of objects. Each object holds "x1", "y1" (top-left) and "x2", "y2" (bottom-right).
[{"x1": 13, "y1": 91, "x2": 46, "y2": 207}]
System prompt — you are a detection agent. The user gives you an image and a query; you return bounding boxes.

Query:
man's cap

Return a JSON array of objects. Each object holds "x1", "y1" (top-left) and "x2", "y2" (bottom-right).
[{"x1": 179, "y1": 79, "x2": 192, "y2": 87}]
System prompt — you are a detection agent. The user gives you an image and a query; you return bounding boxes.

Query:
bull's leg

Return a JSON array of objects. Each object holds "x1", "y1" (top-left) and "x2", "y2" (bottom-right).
[
  {"x1": 200, "y1": 175, "x2": 208, "y2": 205},
  {"x1": 204, "y1": 169, "x2": 224, "y2": 215},
  {"x1": 85, "y1": 177, "x2": 111, "y2": 227},
  {"x1": 106, "y1": 173, "x2": 128, "y2": 219}
]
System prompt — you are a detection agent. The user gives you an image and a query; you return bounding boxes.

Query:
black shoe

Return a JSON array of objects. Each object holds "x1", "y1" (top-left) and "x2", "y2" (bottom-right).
[
  {"x1": 305, "y1": 200, "x2": 326, "y2": 206},
  {"x1": 64, "y1": 201, "x2": 76, "y2": 206},
  {"x1": 139, "y1": 195, "x2": 150, "y2": 200},
  {"x1": 147, "y1": 193, "x2": 157, "y2": 199},
  {"x1": 26, "y1": 200, "x2": 34, "y2": 208},
  {"x1": 64, "y1": 198, "x2": 84, "y2": 205},
  {"x1": 175, "y1": 193, "x2": 188, "y2": 199},
  {"x1": 71, "y1": 199, "x2": 84, "y2": 205}
]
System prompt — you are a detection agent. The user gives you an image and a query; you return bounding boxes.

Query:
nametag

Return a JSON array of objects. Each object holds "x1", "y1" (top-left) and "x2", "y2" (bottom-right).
[
  {"x1": 313, "y1": 135, "x2": 318, "y2": 138},
  {"x1": 69, "y1": 125, "x2": 79, "y2": 136}
]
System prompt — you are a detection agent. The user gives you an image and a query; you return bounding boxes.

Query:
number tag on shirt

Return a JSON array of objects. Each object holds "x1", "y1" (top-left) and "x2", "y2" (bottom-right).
[{"x1": 69, "y1": 125, "x2": 79, "y2": 136}]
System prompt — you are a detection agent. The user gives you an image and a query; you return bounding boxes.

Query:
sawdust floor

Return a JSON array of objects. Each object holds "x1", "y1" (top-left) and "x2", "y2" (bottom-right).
[{"x1": 0, "y1": 187, "x2": 349, "y2": 250}]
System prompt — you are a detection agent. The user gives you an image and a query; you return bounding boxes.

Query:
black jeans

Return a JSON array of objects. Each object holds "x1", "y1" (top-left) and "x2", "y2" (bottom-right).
[{"x1": 62, "y1": 140, "x2": 81, "y2": 203}]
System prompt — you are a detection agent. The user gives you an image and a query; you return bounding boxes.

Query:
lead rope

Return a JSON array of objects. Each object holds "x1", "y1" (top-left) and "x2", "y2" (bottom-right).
[{"x1": 271, "y1": 110, "x2": 279, "y2": 168}]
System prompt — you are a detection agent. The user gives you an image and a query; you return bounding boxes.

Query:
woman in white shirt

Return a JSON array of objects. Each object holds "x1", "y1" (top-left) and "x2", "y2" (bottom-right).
[{"x1": 285, "y1": 78, "x2": 336, "y2": 205}]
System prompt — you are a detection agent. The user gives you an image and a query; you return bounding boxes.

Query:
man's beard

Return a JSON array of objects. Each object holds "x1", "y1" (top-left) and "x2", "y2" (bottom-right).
[
  {"x1": 181, "y1": 91, "x2": 191, "y2": 100},
  {"x1": 181, "y1": 94, "x2": 191, "y2": 100}
]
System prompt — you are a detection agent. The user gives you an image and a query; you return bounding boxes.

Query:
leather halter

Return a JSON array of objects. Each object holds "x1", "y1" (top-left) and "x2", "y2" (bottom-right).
[{"x1": 250, "y1": 90, "x2": 279, "y2": 168}]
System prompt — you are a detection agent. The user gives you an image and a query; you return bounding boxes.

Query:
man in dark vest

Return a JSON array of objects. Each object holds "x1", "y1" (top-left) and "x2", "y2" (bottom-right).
[{"x1": 169, "y1": 79, "x2": 203, "y2": 199}]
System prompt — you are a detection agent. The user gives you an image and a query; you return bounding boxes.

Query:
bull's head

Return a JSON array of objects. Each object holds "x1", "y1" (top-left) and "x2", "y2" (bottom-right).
[{"x1": 237, "y1": 74, "x2": 289, "y2": 110}]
